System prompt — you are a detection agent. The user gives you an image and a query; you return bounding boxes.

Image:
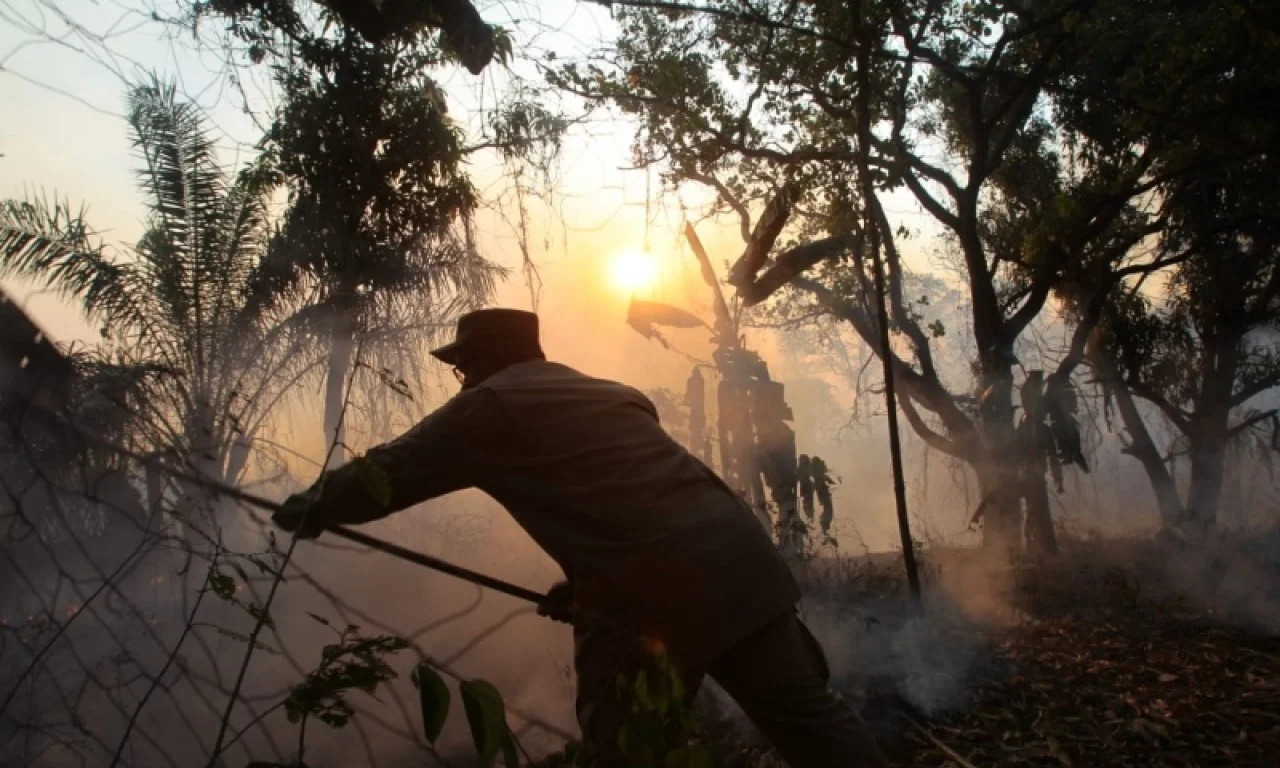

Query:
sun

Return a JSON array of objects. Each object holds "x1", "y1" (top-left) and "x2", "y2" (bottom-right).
[{"x1": 609, "y1": 248, "x2": 659, "y2": 294}]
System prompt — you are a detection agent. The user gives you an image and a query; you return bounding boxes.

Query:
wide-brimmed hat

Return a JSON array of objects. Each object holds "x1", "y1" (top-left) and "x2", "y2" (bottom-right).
[{"x1": 429, "y1": 308, "x2": 543, "y2": 366}]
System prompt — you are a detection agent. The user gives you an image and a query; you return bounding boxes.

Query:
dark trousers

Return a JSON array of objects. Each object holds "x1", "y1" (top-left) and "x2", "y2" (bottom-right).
[{"x1": 574, "y1": 611, "x2": 890, "y2": 767}]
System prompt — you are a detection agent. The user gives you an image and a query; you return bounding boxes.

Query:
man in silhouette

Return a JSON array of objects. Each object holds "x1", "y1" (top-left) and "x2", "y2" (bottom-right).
[{"x1": 274, "y1": 308, "x2": 888, "y2": 767}]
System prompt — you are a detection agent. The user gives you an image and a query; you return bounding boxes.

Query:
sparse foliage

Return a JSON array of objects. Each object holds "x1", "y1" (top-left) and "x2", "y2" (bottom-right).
[
  {"x1": 1079, "y1": 0, "x2": 1280, "y2": 529},
  {"x1": 558, "y1": 0, "x2": 1274, "y2": 548}
]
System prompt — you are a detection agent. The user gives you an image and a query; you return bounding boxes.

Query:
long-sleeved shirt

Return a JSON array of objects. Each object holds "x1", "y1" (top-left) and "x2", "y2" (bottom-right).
[{"x1": 305, "y1": 359, "x2": 800, "y2": 667}]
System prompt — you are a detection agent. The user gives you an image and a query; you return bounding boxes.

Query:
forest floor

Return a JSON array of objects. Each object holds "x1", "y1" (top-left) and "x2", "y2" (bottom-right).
[{"x1": 731, "y1": 531, "x2": 1280, "y2": 768}]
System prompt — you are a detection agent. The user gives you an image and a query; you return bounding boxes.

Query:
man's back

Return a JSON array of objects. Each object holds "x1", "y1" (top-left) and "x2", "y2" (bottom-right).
[
  {"x1": 476, "y1": 361, "x2": 747, "y2": 545},
  {"x1": 299, "y1": 359, "x2": 799, "y2": 666},
  {"x1": 470, "y1": 361, "x2": 800, "y2": 666}
]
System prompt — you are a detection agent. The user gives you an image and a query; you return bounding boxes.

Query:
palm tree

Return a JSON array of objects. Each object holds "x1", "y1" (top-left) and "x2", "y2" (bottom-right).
[{"x1": 0, "y1": 79, "x2": 316, "y2": 541}]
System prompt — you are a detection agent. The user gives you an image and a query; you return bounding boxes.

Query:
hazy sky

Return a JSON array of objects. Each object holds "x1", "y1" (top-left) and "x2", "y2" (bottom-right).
[
  {"x1": 0, "y1": 1, "x2": 935, "y2": 367},
  {"x1": 1, "y1": 0, "x2": 981, "y2": 550},
  {"x1": 0, "y1": 0, "x2": 722, "y2": 376}
]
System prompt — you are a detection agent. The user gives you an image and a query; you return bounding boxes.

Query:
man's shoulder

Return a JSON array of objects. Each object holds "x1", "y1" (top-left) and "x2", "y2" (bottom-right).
[
  {"x1": 480, "y1": 360, "x2": 597, "y2": 389},
  {"x1": 479, "y1": 360, "x2": 651, "y2": 406},
  {"x1": 427, "y1": 383, "x2": 500, "y2": 423}
]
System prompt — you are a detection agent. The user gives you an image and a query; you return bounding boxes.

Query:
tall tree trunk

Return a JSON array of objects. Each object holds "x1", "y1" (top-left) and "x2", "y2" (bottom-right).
[
  {"x1": 324, "y1": 311, "x2": 356, "y2": 469},
  {"x1": 1089, "y1": 344, "x2": 1185, "y2": 525},
  {"x1": 1022, "y1": 452, "x2": 1058, "y2": 555},
  {"x1": 716, "y1": 378, "x2": 733, "y2": 479},
  {"x1": 977, "y1": 369, "x2": 1022, "y2": 555},
  {"x1": 1019, "y1": 384, "x2": 1058, "y2": 555},
  {"x1": 1184, "y1": 335, "x2": 1241, "y2": 529},
  {"x1": 976, "y1": 460, "x2": 1021, "y2": 557},
  {"x1": 1123, "y1": 406, "x2": 1186, "y2": 527},
  {"x1": 759, "y1": 418, "x2": 800, "y2": 557},
  {"x1": 145, "y1": 459, "x2": 166, "y2": 523},
  {"x1": 744, "y1": 448, "x2": 768, "y2": 530},
  {"x1": 1186, "y1": 414, "x2": 1229, "y2": 530}
]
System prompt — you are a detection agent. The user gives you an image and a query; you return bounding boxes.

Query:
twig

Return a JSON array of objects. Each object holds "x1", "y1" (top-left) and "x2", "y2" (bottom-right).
[
  {"x1": 296, "y1": 712, "x2": 308, "y2": 764},
  {"x1": 207, "y1": 701, "x2": 285, "y2": 762},
  {"x1": 35, "y1": 400, "x2": 552, "y2": 605},
  {"x1": 899, "y1": 712, "x2": 982, "y2": 768},
  {"x1": 109, "y1": 551, "x2": 217, "y2": 767},
  {"x1": 0, "y1": 527, "x2": 153, "y2": 713},
  {"x1": 206, "y1": 341, "x2": 367, "y2": 764}
]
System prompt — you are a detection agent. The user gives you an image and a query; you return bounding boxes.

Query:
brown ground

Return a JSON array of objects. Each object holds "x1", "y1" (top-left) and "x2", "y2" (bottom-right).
[
  {"x1": 739, "y1": 534, "x2": 1280, "y2": 768},
  {"x1": 891, "y1": 611, "x2": 1280, "y2": 767}
]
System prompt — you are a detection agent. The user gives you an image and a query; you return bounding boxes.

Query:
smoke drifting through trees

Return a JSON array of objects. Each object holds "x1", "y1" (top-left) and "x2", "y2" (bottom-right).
[
  {"x1": 0, "y1": 293, "x2": 580, "y2": 765},
  {"x1": 1, "y1": 2, "x2": 571, "y2": 760},
  {"x1": 555, "y1": 0, "x2": 1280, "y2": 554},
  {"x1": 3, "y1": 0, "x2": 1280, "y2": 766}
]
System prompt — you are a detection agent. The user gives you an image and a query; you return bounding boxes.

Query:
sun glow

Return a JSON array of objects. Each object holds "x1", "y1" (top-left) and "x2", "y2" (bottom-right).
[{"x1": 609, "y1": 248, "x2": 659, "y2": 294}]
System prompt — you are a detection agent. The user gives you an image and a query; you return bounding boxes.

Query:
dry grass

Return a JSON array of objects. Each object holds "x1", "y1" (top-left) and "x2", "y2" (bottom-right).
[{"x1": 732, "y1": 531, "x2": 1280, "y2": 767}]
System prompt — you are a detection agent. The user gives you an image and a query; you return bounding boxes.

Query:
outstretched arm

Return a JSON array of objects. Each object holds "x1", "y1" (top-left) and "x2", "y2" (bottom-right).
[{"x1": 274, "y1": 388, "x2": 493, "y2": 537}]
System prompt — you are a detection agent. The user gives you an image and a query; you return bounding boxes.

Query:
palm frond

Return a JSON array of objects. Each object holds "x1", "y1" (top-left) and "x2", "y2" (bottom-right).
[
  {"x1": 221, "y1": 161, "x2": 276, "y2": 282},
  {"x1": 0, "y1": 195, "x2": 148, "y2": 330},
  {"x1": 65, "y1": 347, "x2": 175, "y2": 440},
  {"x1": 221, "y1": 153, "x2": 291, "y2": 329},
  {"x1": 129, "y1": 79, "x2": 226, "y2": 259},
  {"x1": 129, "y1": 78, "x2": 229, "y2": 373}
]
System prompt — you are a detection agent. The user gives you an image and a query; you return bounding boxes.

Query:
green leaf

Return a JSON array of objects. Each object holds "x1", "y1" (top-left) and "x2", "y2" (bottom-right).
[
  {"x1": 318, "y1": 710, "x2": 350, "y2": 728},
  {"x1": 665, "y1": 744, "x2": 717, "y2": 768},
  {"x1": 649, "y1": 671, "x2": 670, "y2": 717},
  {"x1": 493, "y1": 26, "x2": 514, "y2": 67},
  {"x1": 634, "y1": 669, "x2": 654, "y2": 712},
  {"x1": 666, "y1": 663, "x2": 685, "y2": 707},
  {"x1": 351, "y1": 455, "x2": 392, "y2": 507},
  {"x1": 460, "y1": 679, "x2": 509, "y2": 763},
  {"x1": 410, "y1": 662, "x2": 451, "y2": 745},
  {"x1": 501, "y1": 732, "x2": 520, "y2": 768},
  {"x1": 208, "y1": 569, "x2": 236, "y2": 600}
]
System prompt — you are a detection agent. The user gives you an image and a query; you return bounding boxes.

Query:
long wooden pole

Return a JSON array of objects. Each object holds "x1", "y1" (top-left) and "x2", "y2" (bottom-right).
[
  {"x1": 44, "y1": 418, "x2": 550, "y2": 605},
  {"x1": 192, "y1": 480, "x2": 549, "y2": 605},
  {"x1": 854, "y1": 6, "x2": 921, "y2": 601}
]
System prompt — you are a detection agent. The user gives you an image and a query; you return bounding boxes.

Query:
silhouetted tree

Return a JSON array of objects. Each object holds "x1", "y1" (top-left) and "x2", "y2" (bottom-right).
[
  {"x1": 557, "y1": 0, "x2": 1255, "y2": 554},
  {"x1": 196, "y1": 0, "x2": 561, "y2": 463},
  {"x1": 263, "y1": 34, "x2": 500, "y2": 464},
  {"x1": 1091, "y1": 162, "x2": 1280, "y2": 529},
  {"x1": 1068, "y1": 0, "x2": 1280, "y2": 530}
]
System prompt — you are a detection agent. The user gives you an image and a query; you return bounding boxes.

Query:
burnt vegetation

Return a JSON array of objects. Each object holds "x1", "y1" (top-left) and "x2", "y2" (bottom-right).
[{"x1": 3, "y1": 0, "x2": 1280, "y2": 766}]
